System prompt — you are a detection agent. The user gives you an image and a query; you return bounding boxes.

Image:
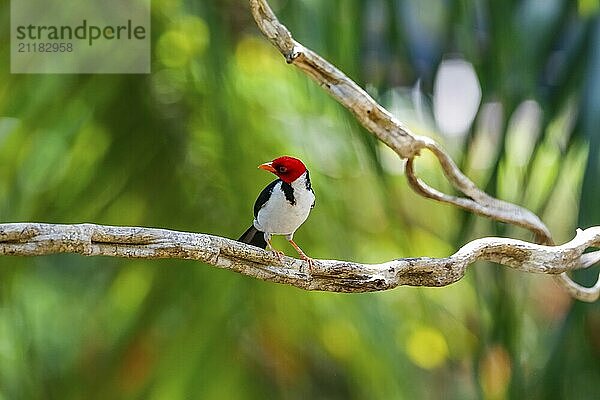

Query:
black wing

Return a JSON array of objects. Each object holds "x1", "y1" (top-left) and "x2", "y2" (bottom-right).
[{"x1": 253, "y1": 179, "x2": 280, "y2": 218}]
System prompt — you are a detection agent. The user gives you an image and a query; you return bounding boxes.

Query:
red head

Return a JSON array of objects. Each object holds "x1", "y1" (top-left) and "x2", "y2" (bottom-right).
[{"x1": 258, "y1": 156, "x2": 307, "y2": 183}]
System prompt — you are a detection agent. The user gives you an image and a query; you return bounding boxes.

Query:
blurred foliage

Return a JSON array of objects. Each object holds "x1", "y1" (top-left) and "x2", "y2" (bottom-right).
[{"x1": 0, "y1": 0, "x2": 599, "y2": 399}]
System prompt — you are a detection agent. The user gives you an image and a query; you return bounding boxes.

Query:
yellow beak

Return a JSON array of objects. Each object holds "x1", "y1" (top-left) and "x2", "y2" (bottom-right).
[{"x1": 258, "y1": 162, "x2": 277, "y2": 173}]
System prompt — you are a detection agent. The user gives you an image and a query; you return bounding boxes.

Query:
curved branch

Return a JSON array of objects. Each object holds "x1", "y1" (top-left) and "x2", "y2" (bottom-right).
[
  {"x1": 249, "y1": 0, "x2": 551, "y2": 244},
  {"x1": 0, "y1": 223, "x2": 598, "y2": 300},
  {"x1": 404, "y1": 144, "x2": 550, "y2": 244},
  {"x1": 2, "y1": 1, "x2": 595, "y2": 304},
  {"x1": 248, "y1": 0, "x2": 599, "y2": 301}
]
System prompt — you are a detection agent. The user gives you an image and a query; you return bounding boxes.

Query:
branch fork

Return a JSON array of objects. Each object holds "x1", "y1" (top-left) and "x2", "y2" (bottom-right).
[
  {"x1": 247, "y1": 0, "x2": 598, "y2": 300},
  {"x1": 0, "y1": 0, "x2": 597, "y2": 303}
]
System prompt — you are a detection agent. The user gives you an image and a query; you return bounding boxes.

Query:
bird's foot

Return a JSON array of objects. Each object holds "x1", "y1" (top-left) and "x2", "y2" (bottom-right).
[
  {"x1": 267, "y1": 239, "x2": 285, "y2": 262},
  {"x1": 299, "y1": 254, "x2": 314, "y2": 273},
  {"x1": 288, "y1": 239, "x2": 314, "y2": 273},
  {"x1": 269, "y1": 249, "x2": 285, "y2": 262}
]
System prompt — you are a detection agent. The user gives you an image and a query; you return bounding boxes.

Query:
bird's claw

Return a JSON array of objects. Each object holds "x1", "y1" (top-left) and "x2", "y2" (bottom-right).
[
  {"x1": 299, "y1": 254, "x2": 314, "y2": 273},
  {"x1": 270, "y1": 249, "x2": 285, "y2": 262}
]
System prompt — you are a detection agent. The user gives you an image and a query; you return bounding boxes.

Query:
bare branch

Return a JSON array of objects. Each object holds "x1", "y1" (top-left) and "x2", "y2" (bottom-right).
[
  {"x1": 0, "y1": 223, "x2": 598, "y2": 300},
  {"x1": 248, "y1": 0, "x2": 599, "y2": 301},
  {"x1": 2, "y1": 2, "x2": 596, "y2": 304},
  {"x1": 249, "y1": 0, "x2": 551, "y2": 244}
]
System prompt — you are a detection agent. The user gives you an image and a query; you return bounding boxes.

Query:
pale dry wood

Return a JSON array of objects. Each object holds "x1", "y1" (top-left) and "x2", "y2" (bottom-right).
[
  {"x1": 248, "y1": 0, "x2": 599, "y2": 301},
  {"x1": 1, "y1": 2, "x2": 597, "y2": 303},
  {"x1": 249, "y1": 0, "x2": 550, "y2": 242},
  {"x1": 0, "y1": 223, "x2": 598, "y2": 301}
]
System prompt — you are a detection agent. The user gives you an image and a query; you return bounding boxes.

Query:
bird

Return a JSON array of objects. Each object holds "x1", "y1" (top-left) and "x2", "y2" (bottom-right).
[{"x1": 238, "y1": 156, "x2": 315, "y2": 267}]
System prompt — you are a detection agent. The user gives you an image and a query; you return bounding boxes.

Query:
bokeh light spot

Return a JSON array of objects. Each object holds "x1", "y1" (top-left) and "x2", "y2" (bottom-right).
[
  {"x1": 578, "y1": 0, "x2": 599, "y2": 17},
  {"x1": 405, "y1": 326, "x2": 449, "y2": 369},
  {"x1": 434, "y1": 59, "x2": 482, "y2": 137},
  {"x1": 235, "y1": 36, "x2": 284, "y2": 76},
  {"x1": 479, "y1": 345, "x2": 512, "y2": 400},
  {"x1": 321, "y1": 319, "x2": 360, "y2": 360},
  {"x1": 157, "y1": 16, "x2": 209, "y2": 67}
]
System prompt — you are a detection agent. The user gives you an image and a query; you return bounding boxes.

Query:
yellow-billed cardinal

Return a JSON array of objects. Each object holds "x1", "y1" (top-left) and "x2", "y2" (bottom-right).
[{"x1": 238, "y1": 156, "x2": 315, "y2": 265}]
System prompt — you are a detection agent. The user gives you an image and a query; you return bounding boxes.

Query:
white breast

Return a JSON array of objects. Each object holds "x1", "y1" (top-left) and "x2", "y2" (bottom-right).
[{"x1": 254, "y1": 172, "x2": 315, "y2": 237}]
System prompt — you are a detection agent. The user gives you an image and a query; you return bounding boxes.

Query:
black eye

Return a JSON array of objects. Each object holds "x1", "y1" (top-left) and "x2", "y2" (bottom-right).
[{"x1": 278, "y1": 166, "x2": 288, "y2": 173}]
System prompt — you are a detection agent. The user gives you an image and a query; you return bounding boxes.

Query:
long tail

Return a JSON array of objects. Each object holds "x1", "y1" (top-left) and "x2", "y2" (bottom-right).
[{"x1": 238, "y1": 225, "x2": 267, "y2": 249}]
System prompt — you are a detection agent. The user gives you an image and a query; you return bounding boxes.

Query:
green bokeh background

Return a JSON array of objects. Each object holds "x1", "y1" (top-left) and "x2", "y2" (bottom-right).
[{"x1": 1, "y1": 0, "x2": 599, "y2": 399}]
